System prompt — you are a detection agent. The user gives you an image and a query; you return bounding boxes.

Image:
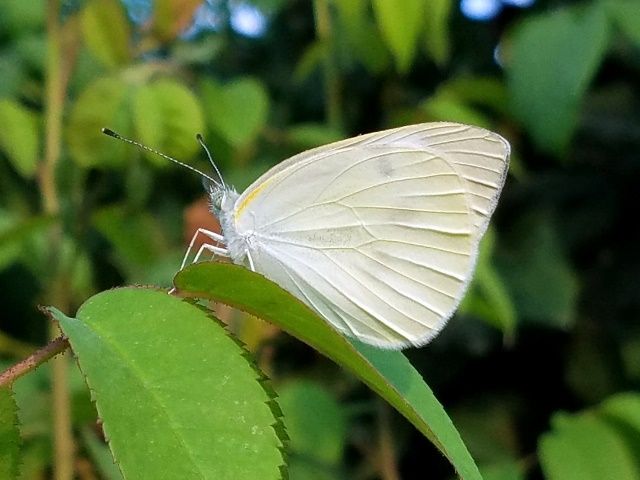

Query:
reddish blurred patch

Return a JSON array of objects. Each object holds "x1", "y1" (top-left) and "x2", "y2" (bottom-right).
[{"x1": 183, "y1": 196, "x2": 221, "y2": 248}]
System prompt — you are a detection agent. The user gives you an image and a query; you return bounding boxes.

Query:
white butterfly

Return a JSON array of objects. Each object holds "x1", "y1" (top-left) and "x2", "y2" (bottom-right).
[
  {"x1": 105, "y1": 123, "x2": 510, "y2": 349},
  {"x1": 178, "y1": 123, "x2": 509, "y2": 349}
]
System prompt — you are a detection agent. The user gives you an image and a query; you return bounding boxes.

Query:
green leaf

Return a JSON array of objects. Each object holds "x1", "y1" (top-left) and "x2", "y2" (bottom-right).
[
  {"x1": 0, "y1": 214, "x2": 54, "y2": 272},
  {"x1": 607, "y1": 0, "x2": 640, "y2": 46},
  {"x1": 66, "y1": 76, "x2": 133, "y2": 168},
  {"x1": 286, "y1": 123, "x2": 344, "y2": 149},
  {"x1": 372, "y1": 0, "x2": 425, "y2": 73},
  {"x1": 175, "y1": 263, "x2": 482, "y2": 480},
  {"x1": 0, "y1": 387, "x2": 20, "y2": 480},
  {"x1": 151, "y1": 0, "x2": 203, "y2": 42},
  {"x1": 507, "y1": 3, "x2": 609, "y2": 154},
  {"x1": 81, "y1": 0, "x2": 131, "y2": 68},
  {"x1": 539, "y1": 410, "x2": 640, "y2": 480},
  {"x1": 132, "y1": 78, "x2": 205, "y2": 167},
  {"x1": 0, "y1": 99, "x2": 39, "y2": 178},
  {"x1": 278, "y1": 381, "x2": 346, "y2": 464},
  {"x1": 80, "y1": 427, "x2": 124, "y2": 480},
  {"x1": 423, "y1": 0, "x2": 452, "y2": 66},
  {"x1": 50, "y1": 288, "x2": 286, "y2": 480},
  {"x1": 92, "y1": 204, "x2": 168, "y2": 274},
  {"x1": 459, "y1": 229, "x2": 517, "y2": 336},
  {"x1": 496, "y1": 214, "x2": 578, "y2": 328},
  {"x1": 201, "y1": 78, "x2": 270, "y2": 147}
]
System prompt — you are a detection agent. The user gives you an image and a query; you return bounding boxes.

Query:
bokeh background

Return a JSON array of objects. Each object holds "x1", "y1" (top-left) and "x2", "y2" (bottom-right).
[{"x1": 1, "y1": 0, "x2": 639, "y2": 478}]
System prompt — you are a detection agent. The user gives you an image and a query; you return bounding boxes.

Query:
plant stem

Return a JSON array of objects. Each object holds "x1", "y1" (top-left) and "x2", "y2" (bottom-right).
[
  {"x1": 0, "y1": 336, "x2": 69, "y2": 387},
  {"x1": 43, "y1": 2, "x2": 75, "y2": 479},
  {"x1": 313, "y1": 0, "x2": 343, "y2": 131}
]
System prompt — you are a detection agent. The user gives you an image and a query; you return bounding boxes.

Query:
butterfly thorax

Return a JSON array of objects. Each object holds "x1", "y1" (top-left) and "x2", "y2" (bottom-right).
[{"x1": 209, "y1": 186, "x2": 250, "y2": 266}]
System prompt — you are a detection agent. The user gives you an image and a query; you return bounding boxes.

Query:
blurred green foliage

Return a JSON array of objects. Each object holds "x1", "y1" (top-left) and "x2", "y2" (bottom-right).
[{"x1": 0, "y1": 0, "x2": 639, "y2": 478}]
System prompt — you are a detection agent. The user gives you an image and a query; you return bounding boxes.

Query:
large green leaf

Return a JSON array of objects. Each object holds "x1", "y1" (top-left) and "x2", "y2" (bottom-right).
[
  {"x1": 372, "y1": 0, "x2": 425, "y2": 73},
  {"x1": 0, "y1": 99, "x2": 39, "y2": 178},
  {"x1": 50, "y1": 288, "x2": 286, "y2": 480},
  {"x1": 507, "y1": 3, "x2": 609, "y2": 154},
  {"x1": 81, "y1": 0, "x2": 131, "y2": 68},
  {"x1": 132, "y1": 78, "x2": 205, "y2": 167},
  {"x1": 0, "y1": 386, "x2": 20, "y2": 480},
  {"x1": 174, "y1": 262, "x2": 482, "y2": 480}
]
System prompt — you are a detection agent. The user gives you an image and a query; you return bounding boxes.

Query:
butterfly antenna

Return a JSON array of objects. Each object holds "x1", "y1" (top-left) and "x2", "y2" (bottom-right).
[
  {"x1": 101, "y1": 128, "x2": 220, "y2": 186},
  {"x1": 196, "y1": 134, "x2": 226, "y2": 190}
]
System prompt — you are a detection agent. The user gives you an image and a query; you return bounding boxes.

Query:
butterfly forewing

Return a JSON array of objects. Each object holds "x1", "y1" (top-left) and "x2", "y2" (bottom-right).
[{"x1": 232, "y1": 123, "x2": 509, "y2": 348}]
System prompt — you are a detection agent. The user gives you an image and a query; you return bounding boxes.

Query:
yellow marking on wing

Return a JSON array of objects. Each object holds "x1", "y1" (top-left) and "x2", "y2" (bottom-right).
[{"x1": 235, "y1": 178, "x2": 272, "y2": 220}]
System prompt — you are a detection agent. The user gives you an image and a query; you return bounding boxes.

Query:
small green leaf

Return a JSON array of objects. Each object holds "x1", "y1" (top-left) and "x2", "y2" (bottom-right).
[
  {"x1": 278, "y1": 381, "x2": 347, "y2": 464},
  {"x1": 460, "y1": 229, "x2": 517, "y2": 336},
  {"x1": 81, "y1": 0, "x2": 131, "y2": 68},
  {"x1": 0, "y1": 99, "x2": 39, "y2": 178},
  {"x1": 66, "y1": 76, "x2": 132, "y2": 168},
  {"x1": 80, "y1": 427, "x2": 124, "y2": 480},
  {"x1": 286, "y1": 123, "x2": 344, "y2": 149},
  {"x1": 151, "y1": 0, "x2": 203, "y2": 42},
  {"x1": 372, "y1": 0, "x2": 425, "y2": 72},
  {"x1": 423, "y1": 0, "x2": 452, "y2": 66},
  {"x1": 50, "y1": 288, "x2": 286, "y2": 480},
  {"x1": 607, "y1": 0, "x2": 640, "y2": 46},
  {"x1": 507, "y1": 3, "x2": 609, "y2": 154},
  {"x1": 175, "y1": 263, "x2": 482, "y2": 480},
  {"x1": 92, "y1": 204, "x2": 168, "y2": 274},
  {"x1": 496, "y1": 214, "x2": 578, "y2": 328},
  {"x1": 201, "y1": 78, "x2": 270, "y2": 147},
  {"x1": 132, "y1": 78, "x2": 205, "y2": 167},
  {"x1": 0, "y1": 386, "x2": 20, "y2": 480},
  {"x1": 539, "y1": 410, "x2": 640, "y2": 480}
]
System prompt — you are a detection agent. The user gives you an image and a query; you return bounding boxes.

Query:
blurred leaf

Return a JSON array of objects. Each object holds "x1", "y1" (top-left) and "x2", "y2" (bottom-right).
[
  {"x1": 539, "y1": 410, "x2": 640, "y2": 479},
  {"x1": 0, "y1": 214, "x2": 55, "y2": 272},
  {"x1": 151, "y1": 0, "x2": 202, "y2": 42},
  {"x1": 132, "y1": 78, "x2": 205, "y2": 167},
  {"x1": 452, "y1": 396, "x2": 520, "y2": 464},
  {"x1": 92, "y1": 204, "x2": 167, "y2": 274},
  {"x1": 0, "y1": 99, "x2": 40, "y2": 178},
  {"x1": 334, "y1": 1, "x2": 390, "y2": 74},
  {"x1": 607, "y1": 0, "x2": 640, "y2": 46},
  {"x1": 286, "y1": 123, "x2": 344, "y2": 149},
  {"x1": 287, "y1": 458, "x2": 336, "y2": 480},
  {"x1": 423, "y1": 0, "x2": 452, "y2": 66},
  {"x1": 278, "y1": 380, "x2": 347, "y2": 464},
  {"x1": 50, "y1": 288, "x2": 286, "y2": 480},
  {"x1": 507, "y1": 3, "x2": 609, "y2": 154},
  {"x1": 565, "y1": 322, "x2": 624, "y2": 404},
  {"x1": 421, "y1": 95, "x2": 491, "y2": 129},
  {"x1": 175, "y1": 263, "x2": 483, "y2": 480},
  {"x1": 201, "y1": 78, "x2": 270, "y2": 147},
  {"x1": 0, "y1": 0, "x2": 44, "y2": 35},
  {"x1": 294, "y1": 40, "x2": 327, "y2": 83},
  {"x1": 0, "y1": 387, "x2": 20, "y2": 480},
  {"x1": 80, "y1": 427, "x2": 124, "y2": 480},
  {"x1": 480, "y1": 461, "x2": 524, "y2": 480},
  {"x1": 81, "y1": 0, "x2": 132, "y2": 68},
  {"x1": 497, "y1": 214, "x2": 578, "y2": 328},
  {"x1": 460, "y1": 229, "x2": 517, "y2": 337},
  {"x1": 437, "y1": 77, "x2": 509, "y2": 115},
  {"x1": 67, "y1": 76, "x2": 132, "y2": 168},
  {"x1": 372, "y1": 0, "x2": 425, "y2": 73}
]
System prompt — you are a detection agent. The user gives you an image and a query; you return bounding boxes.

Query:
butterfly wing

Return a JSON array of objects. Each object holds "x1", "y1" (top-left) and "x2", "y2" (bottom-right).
[{"x1": 233, "y1": 123, "x2": 510, "y2": 348}]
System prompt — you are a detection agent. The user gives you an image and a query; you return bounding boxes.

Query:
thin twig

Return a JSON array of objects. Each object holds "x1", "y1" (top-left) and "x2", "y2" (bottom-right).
[{"x1": 0, "y1": 336, "x2": 69, "y2": 387}]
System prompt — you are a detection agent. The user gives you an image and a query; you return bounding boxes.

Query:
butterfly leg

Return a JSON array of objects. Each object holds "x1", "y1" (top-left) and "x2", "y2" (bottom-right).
[
  {"x1": 192, "y1": 242, "x2": 229, "y2": 263},
  {"x1": 179, "y1": 228, "x2": 226, "y2": 271}
]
